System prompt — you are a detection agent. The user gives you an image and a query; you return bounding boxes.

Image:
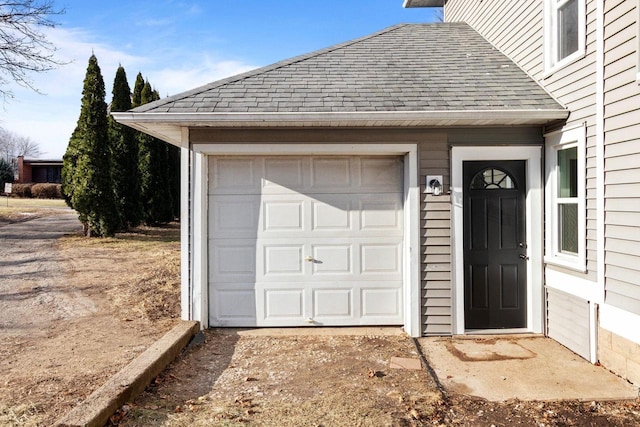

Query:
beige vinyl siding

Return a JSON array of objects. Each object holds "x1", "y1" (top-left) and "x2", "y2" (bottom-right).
[
  {"x1": 603, "y1": 0, "x2": 640, "y2": 316},
  {"x1": 447, "y1": 0, "x2": 599, "y2": 282},
  {"x1": 545, "y1": 0, "x2": 597, "y2": 282},
  {"x1": 418, "y1": 137, "x2": 452, "y2": 336},
  {"x1": 446, "y1": 0, "x2": 545, "y2": 78},
  {"x1": 547, "y1": 288, "x2": 591, "y2": 359}
]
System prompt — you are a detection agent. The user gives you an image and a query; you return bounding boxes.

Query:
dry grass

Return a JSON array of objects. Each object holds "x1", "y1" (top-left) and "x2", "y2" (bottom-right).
[
  {"x1": 0, "y1": 198, "x2": 67, "y2": 223},
  {"x1": 0, "y1": 403, "x2": 44, "y2": 427},
  {"x1": 0, "y1": 197, "x2": 66, "y2": 208},
  {"x1": 58, "y1": 223, "x2": 182, "y2": 326},
  {"x1": 0, "y1": 220, "x2": 181, "y2": 425}
]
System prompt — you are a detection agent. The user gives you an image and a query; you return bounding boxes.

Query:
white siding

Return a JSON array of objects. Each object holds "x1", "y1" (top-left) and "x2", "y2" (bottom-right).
[
  {"x1": 547, "y1": 288, "x2": 591, "y2": 359},
  {"x1": 603, "y1": 0, "x2": 640, "y2": 315}
]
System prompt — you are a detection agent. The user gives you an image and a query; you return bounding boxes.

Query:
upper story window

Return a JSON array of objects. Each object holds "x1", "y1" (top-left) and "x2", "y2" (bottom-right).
[
  {"x1": 545, "y1": 0, "x2": 586, "y2": 73},
  {"x1": 545, "y1": 125, "x2": 586, "y2": 271}
]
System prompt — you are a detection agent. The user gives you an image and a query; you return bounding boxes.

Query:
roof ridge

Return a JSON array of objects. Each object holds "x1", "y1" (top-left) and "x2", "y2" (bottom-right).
[{"x1": 133, "y1": 23, "x2": 412, "y2": 112}]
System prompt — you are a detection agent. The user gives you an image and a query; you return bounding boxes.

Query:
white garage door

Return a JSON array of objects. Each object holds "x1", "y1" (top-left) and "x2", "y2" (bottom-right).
[{"x1": 208, "y1": 155, "x2": 404, "y2": 327}]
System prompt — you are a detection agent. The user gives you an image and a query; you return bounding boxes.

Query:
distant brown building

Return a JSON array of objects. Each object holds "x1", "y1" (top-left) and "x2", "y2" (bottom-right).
[{"x1": 16, "y1": 156, "x2": 63, "y2": 184}]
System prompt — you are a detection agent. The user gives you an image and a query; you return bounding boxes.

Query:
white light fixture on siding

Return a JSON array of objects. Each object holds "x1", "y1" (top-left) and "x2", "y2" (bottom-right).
[{"x1": 426, "y1": 175, "x2": 443, "y2": 195}]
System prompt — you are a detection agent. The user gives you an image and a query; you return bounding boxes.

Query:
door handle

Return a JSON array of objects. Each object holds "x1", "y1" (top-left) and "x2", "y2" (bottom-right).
[
  {"x1": 519, "y1": 254, "x2": 529, "y2": 260},
  {"x1": 304, "y1": 256, "x2": 314, "y2": 262}
]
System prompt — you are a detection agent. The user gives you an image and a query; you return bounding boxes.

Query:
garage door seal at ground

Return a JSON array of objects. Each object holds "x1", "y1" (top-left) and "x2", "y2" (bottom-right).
[{"x1": 418, "y1": 336, "x2": 639, "y2": 402}]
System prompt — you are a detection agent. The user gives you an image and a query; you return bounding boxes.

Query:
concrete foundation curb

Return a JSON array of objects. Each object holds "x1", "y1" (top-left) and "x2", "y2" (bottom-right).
[{"x1": 54, "y1": 320, "x2": 200, "y2": 427}]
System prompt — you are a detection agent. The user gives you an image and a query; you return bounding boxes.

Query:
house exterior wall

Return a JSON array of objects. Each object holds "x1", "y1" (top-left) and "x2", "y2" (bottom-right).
[
  {"x1": 546, "y1": 287, "x2": 591, "y2": 360},
  {"x1": 447, "y1": 0, "x2": 598, "y2": 282},
  {"x1": 603, "y1": 0, "x2": 640, "y2": 316},
  {"x1": 16, "y1": 157, "x2": 63, "y2": 184},
  {"x1": 190, "y1": 126, "x2": 543, "y2": 336},
  {"x1": 16, "y1": 156, "x2": 32, "y2": 183},
  {"x1": 445, "y1": 0, "x2": 640, "y2": 384}
]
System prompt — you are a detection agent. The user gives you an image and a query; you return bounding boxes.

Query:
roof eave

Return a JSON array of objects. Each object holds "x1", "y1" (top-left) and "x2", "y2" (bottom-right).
[
  {"x1": 403, "y1": 0, "x2": 445, "y2": 7},
  {"x1": 112, "y1": 109, "x2": 569, "y2": 146}
]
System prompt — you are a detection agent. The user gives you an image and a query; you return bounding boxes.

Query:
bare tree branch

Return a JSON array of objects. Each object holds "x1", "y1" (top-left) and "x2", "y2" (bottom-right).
[
  {"x1": 0, "y1": 1, "x2": 65, "y2": 100},
  {"x1": 0, "y1": 125, "x2": 42, "y2": 174}
]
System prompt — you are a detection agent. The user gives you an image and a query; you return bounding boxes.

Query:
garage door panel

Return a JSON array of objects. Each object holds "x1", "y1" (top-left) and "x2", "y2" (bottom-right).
[
  {"x1": 264, "y1": 158, "x2": 305, "y2": 191},
  {"x1": 362, "y1": 287, "x2": 402, "y2": 317},
  {"x1": 311, "y1": 199, "x2": 351, "y2": 231},
  {"x1": 212, "y1": 288, "x2": 257, "y2": 325},
  {"x1": 263, "y1": 245, "x2": 304, "y2": 276},
  {"x1": 263, "y1": 200, "x2": 304, "y2": 231},
  {"x1": 210, "y1": 242, "x2": 256, "y2": 280},
  {"x1": 360, "y1": 157, "x2": 403, "y2": 191},
  {"x1": 211, "y1": 158, "x2": 260, "y2": 194},
  {"x1": 263, "y1": 288, "x2": 305, "y2": 319},
  {"x1": 360, "y1": 198, "x2": 403, "y2": 232},
  {"x1": 310, "y1": 158, "x2": 352, "y2": 189},
  {"x1": 361, "y1": 244, "x2": 402, "y2": 275},
  {"x1": 311, "y1": 244, "x2": 353, "y2": 275},
  {"x1": 209, "y1": 155, "x2": 404, "y2": 327},
  {"x1": 313, "y1": 289, "x2": 352, "y2": 317}
]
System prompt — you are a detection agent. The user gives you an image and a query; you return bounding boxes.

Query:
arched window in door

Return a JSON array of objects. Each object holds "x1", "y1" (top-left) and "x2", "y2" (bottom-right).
[{"x1": 469, "y1": 167, "x2": 516, "y2": 190}]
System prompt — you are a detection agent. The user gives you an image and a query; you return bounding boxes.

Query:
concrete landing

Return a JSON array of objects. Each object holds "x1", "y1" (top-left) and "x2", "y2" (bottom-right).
[{"x1": 418, "y1": 336, "x2": 639, "y2": 402}]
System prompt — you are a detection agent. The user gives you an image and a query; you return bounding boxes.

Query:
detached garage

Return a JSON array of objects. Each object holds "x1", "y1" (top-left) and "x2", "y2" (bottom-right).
[{"x1": 114, "y1": 23, "x2": 567, "y2": 337}]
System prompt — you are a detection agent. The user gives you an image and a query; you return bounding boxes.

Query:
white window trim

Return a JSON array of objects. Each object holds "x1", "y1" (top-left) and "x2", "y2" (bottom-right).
[
  {"x1": 544, "y1": 0, "x2": 586, "y2": 75},
  {"x1": 544, "y1": 125, "x2": 587, "y2": 272}
]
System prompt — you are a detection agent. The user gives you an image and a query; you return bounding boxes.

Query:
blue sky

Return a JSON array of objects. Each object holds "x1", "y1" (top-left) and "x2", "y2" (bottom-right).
[{"x1": 2, "y1": 1, "x2": 440, "y2": 158}]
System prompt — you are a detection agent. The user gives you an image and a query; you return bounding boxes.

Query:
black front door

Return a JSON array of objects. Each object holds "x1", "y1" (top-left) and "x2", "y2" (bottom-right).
[{"x1": 463, "y1": 160, "x2": 527, "y2": 329}]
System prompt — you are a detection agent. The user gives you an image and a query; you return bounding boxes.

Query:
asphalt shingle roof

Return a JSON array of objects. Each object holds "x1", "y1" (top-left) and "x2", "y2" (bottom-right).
[{"x1": 133, "y1": 23, "x2": 562, "y2": 114}]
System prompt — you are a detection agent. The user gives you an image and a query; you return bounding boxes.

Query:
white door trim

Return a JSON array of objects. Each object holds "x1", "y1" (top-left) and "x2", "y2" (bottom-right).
[
  {"x1": 190, "y1": 143, "x2": 421, "y2": 337},
  {"x1": 451, "y1": 146, "x2": 543, "y2": 335}
]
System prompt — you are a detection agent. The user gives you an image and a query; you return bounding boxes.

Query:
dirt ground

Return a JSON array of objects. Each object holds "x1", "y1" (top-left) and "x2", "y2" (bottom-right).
[
  {"x1": 1, "y1": 204, "x2": 639, "y2": 426},
  {"x1": 0, "y1": 206, "x2": 181, "y2": 426},
  {"x1": 113, "y1": 329, "x2": 640, "y2": 427}
]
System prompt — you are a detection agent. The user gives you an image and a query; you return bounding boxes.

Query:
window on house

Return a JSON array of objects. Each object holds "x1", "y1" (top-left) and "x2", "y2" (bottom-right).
[
  {"x1": 545, "y1": 0, "x2": 585, "y2": 72},
  {"x1": 470, "y1": 168, "x2": 516, "y2": 190},
  {"x1": 545, "y1": 126, "x2": 586, "y2": 271}
]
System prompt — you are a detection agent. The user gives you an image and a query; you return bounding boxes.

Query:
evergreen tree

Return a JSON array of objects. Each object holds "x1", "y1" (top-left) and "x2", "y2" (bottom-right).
[
  {"x1": 0, "y1": 158, "x2": 13, "y2": 191},
  {"x1": 61, "y1": 126, "x2": 81, "y2": 207},
  {"x1": 62, "y1": 54, "x2": 121, "y2": 237},
  {"x1": 168, "y1": 144, "x2": 181, "y2": 219},
  {"x1": 132, "y1": 72, "x2": 145, "y2": 108},
  {"x1": 108, "y1": 65, "x2": 143, "y2": 229},
  {"x1": 138, "y1": 80, "x2": 174, "y2": 225}
]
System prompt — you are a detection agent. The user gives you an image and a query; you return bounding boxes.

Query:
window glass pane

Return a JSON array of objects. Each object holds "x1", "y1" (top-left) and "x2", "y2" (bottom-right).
[
  {"x1": 559, "y1": 203, "x2": 578, "y2": 254},
  {"x1": 557, "y1": 146, "x2": 578, "y2": 198},
  {"x1": 470, "y1": 168, "x2": 516, "y2": 190},
  {"x1": 557, "y1": 0, "x2": 579, "y2": 61}
]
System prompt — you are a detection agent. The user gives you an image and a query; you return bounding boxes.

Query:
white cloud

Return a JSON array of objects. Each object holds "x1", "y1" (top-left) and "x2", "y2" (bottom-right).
[
  {"x1": 148, "y1": 58, "x2": 258, "y2": 97},
  {"x1": 1, "y1": 26, "x2": 259, "y2": 159}
]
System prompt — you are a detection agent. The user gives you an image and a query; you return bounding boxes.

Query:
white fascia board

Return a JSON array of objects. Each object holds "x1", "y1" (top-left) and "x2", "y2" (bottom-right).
[
  {"x1": 403, "y1": 0, "x2": 445, "y2": 7},
  {"x1": 113, "y1": 109, "x2": 569, "y2": 126},
  {"x1": 112, "y1": 109, "x2": 569, "y2": 145}
]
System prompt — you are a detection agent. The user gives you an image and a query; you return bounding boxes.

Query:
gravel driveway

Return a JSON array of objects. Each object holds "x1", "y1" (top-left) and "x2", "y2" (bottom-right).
[{"x1": 0, "y1": 210, "x2": 86, "y2": 337}]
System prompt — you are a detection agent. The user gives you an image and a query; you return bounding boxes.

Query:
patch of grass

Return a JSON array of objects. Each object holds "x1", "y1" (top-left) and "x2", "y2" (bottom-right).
[
  {"x1": 1, "y1": 197, "x2": 66, "y2": 208},
  {"x1": 0, "y1": 198, "x2": 69, "y2": 223},
  {"x1": 58, "y1": 222, "x2": 181, "y2": 324}
]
